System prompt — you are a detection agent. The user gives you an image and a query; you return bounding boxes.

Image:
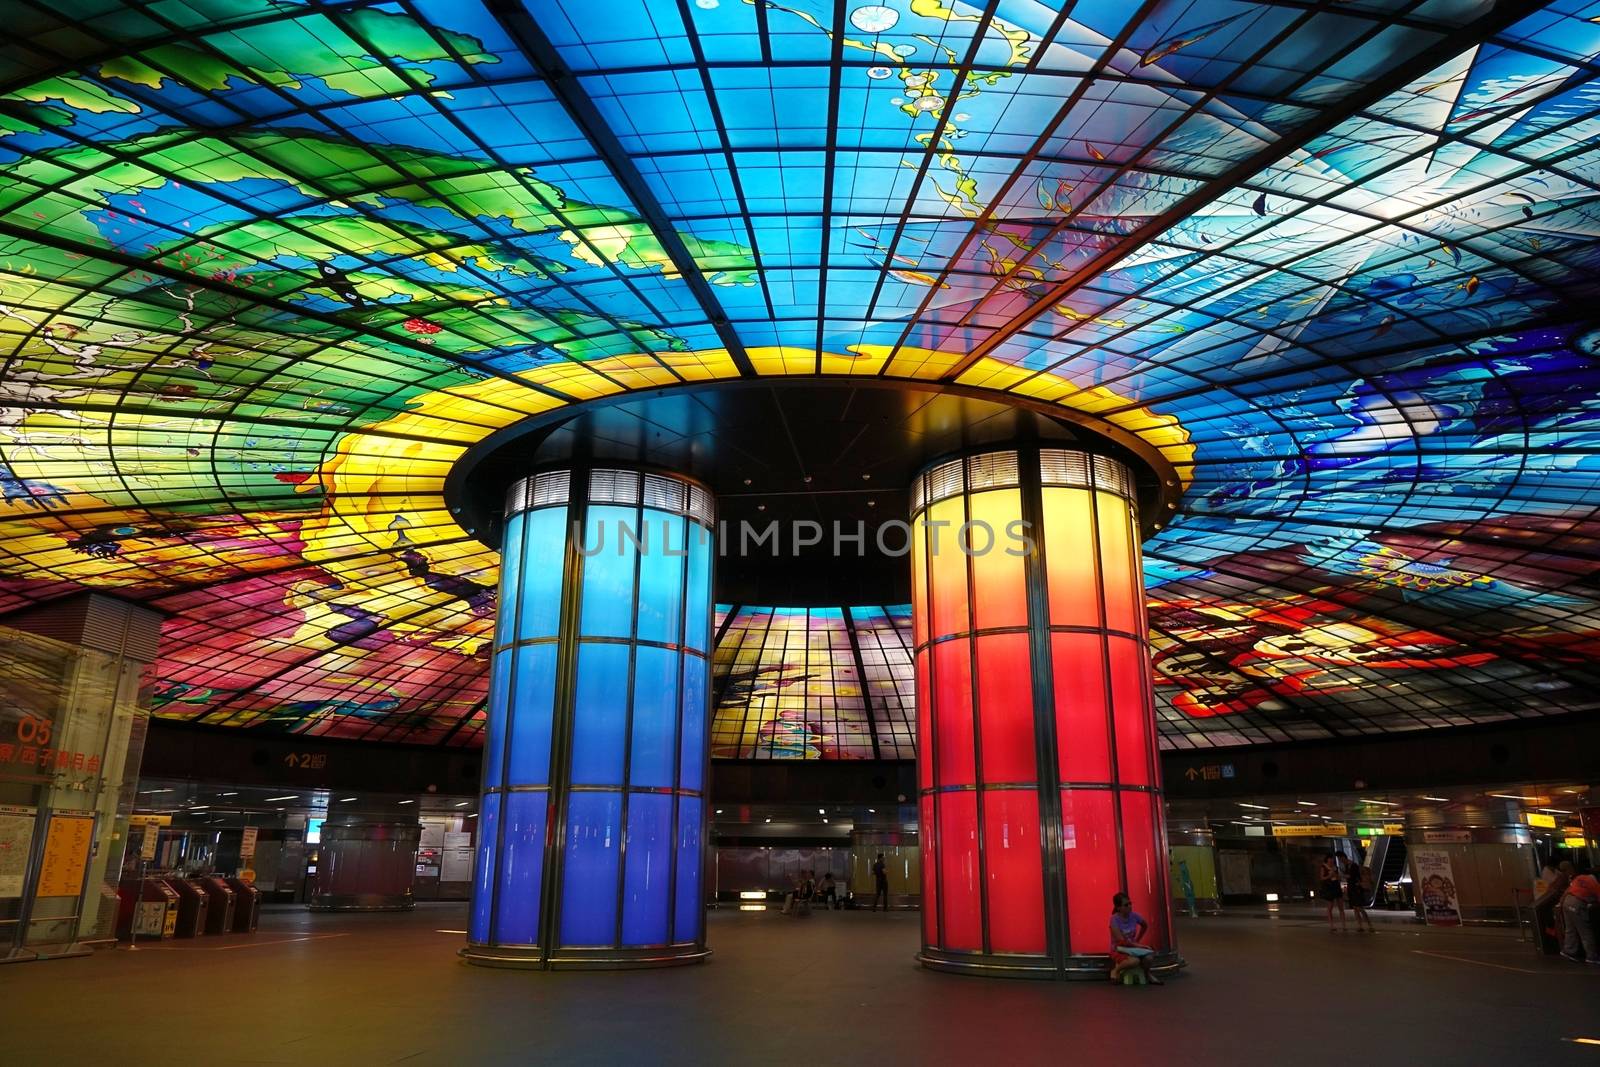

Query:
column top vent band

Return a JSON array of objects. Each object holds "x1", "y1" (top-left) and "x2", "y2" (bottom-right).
[
  {"x1": 911, "y1": 449, "x2": 1136, "y2": 514},
  {"x1": 505, "y1": 468, "x2": 715, "y2": 526}
]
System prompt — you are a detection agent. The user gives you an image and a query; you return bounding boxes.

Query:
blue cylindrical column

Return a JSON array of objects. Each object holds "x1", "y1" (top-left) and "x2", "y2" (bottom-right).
[{"x1": 462, "y1": 468, "x2": 715, "y2": 969}]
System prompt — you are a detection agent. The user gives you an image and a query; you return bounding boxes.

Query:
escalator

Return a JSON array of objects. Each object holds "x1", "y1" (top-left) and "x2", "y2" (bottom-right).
[{"x1": 1362, "y1": 835, "x2": 1410, "y2": 908}]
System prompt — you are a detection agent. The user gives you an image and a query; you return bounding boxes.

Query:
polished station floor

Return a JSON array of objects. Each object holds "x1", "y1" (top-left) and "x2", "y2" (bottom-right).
[{"x1": 5, "y1": 905, "x2": 1596, "y2": 1065}]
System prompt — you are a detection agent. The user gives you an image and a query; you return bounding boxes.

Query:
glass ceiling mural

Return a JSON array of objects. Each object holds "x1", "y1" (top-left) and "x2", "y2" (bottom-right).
[{"x1": 0, "y1": 0, "x2": 1598, "y2": 750}]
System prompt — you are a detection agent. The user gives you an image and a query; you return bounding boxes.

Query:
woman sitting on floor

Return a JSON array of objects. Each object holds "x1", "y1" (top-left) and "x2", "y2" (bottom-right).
[{"x1": 1109, "y1": 892, "x2": 1162, "y2": 985}]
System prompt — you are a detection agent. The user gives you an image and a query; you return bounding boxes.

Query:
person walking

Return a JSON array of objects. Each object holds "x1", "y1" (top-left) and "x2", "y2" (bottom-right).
[
  {"x1": 1559, "y1": 863, "x2": 1600, "y2": 963},
  {"x1": 871, "y1": 853, "x2": 890, "y2": 911},
  {"x1": 1344, "y1": 856, "x2": 1375, "y2": 932},
  {"x1": 1318, "y1": 852, "x2": 1348, "y2": 932}
]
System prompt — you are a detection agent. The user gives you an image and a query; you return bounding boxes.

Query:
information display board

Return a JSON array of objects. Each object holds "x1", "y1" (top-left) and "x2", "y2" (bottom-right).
[
  {"x1": 0, "y1": 805, "x2": 38, "y2": 899},
  {"x1": 36, "y1": 812, "x2": 95, "y2": 898}
]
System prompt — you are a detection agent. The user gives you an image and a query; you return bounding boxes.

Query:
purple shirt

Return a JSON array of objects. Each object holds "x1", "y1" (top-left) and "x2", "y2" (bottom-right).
[{"x1": 1111, "y1": 911, "x2": 1145, "y2": 951}]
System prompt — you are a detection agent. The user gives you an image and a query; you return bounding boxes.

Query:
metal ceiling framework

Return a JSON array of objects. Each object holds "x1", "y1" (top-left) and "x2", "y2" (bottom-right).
[{"x1": 0, "y1": 0, "x2": 1596, "y2": 753}]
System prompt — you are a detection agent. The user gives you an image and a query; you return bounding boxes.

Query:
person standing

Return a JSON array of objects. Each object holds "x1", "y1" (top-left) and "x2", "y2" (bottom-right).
[
  {"x1": 1318, "y1": 852, "x2": 1348, "y2": 932},
  {"x1": 1344, "y1": 856, "x2": 1375, "y2": 932},
  {"x1": 871, "y1": 853, "x2": 890, "y2": 911},
  {"x1": 1560, "y1": 864, "x2": 1600, "y2": 963}
]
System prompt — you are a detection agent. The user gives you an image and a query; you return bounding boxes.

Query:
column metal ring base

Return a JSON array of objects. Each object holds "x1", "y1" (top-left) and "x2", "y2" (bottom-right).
[
  {"x1": 459, "y1": 943, "x2": 711, "y2": 971},
  {"x1": 919, "y1": 946, "x2": 1186, "y2": 980}
]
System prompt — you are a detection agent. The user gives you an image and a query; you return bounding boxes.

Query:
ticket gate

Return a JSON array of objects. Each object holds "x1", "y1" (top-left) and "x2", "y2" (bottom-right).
[
  {"x1": 160, "y1": 877, "x2": 210, "y2": 938},
  {"x1": 198, "y1": 876, "x2": 236, "y2": 934},
  {"x1": 226, "y1": 877, "x2": 260, "y2": 933},
  {"x1": 116, "y1": 877, "x2": 178, "y2": 940}
]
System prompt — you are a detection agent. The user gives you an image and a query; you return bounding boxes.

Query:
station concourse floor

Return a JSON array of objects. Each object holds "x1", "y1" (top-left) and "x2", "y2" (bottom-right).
[{"x1": 4, "y1": 904, "x2": 1597, "y2": 1066}]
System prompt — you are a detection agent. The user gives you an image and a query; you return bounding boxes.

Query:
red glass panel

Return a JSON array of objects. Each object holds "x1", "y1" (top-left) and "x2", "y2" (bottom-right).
[
  {"x1": 932, "y1": 639, "x2": 976, "y2": 787},
  {"x1": 1118, "y1": 791, "x2": 1170, "y2": 951},
  {"x1": 920, "y1": 794, "x2": 938, "y2": 946},
  {"x1": 1109, "y1": 637, "x2": 1152, "y2": 786},
  {"x1": 1096, "y1": 493, "x2": 1140, "y2": 636},
  {"x1": 927, "y1": 497, "x2": 969, "y2": 639},
  {"x1": 968, "y1": 489, "x2": 1027, "y2": 631},
  {"x1": 1052, "y1": 632, "x2": 1111, "y2": 784},
  {"x1": 937, "y1": 791, "x2": 982, "y2": 951},
  {"x1": 983, "y1": 789, "x2": 1045, "y2": 954},
  {"x1": 915, "y1": 647, "x2": 933, "y2": 793},
  {"x1": 1061, "y1": 788, "x2": 1120, "y2": 956},
  {"x1": 975, "y1": 633, "x2": 1036, "y2": 786},
  {"x1": 1041, "y1": 488, "x2": 1098, "y2": 628}
]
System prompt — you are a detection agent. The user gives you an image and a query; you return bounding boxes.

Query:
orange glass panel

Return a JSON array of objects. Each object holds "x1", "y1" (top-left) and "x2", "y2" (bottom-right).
[
  {"x1": 1119, "y1": 791, "x2": 1170, "y2": 951},
  {"x1": 927, "y1": 496, "x2": 970, "y2": 639},
  {"x1": 932, "y1": 638, "x2": 975, "y2": 787},
  {"x1": 1109, "y1": 637, "x2": 1152, "y2": 786},
  {"x1": 915, "y1": 646, "x2": 933, "y2": 792},
  {"x1": 967, "y1": 489, "x2": 1028, "y2": 631},
  {"x1": 921, "y1": 794, "x2": 939, "y2": 945},
  {"x1": 1052, "y1": 632, "x2": 1111, "y2": 784},
  {"x1": 1061, "y1": 787, "x2": 1120, "y2": 956},
  {"x1": 937, "y1": 790, "x2": 982, "y2": 950},
  {"x1": 1096, "y1": 492, "x2": 1140, "y2": 636},
  {"x1": 1040, "y1": 487, "x2": 1099, "y2": 627},
  {"x1": 975, "y1": 632, "x2": 1036, "y2": 786},
  {"x1": 984, "y1": 789, "x2": 1045, "y2": 954}
]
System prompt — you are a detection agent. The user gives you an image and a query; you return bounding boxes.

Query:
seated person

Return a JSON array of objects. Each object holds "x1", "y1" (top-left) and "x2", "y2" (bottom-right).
[
  {"x1": 817, "y1": 872, "x2": 837, "y2": 909},
  {"x1": 1109, "y1": 891, "x2": 1162, "y2": 985},
  {"x1": 783, "y1": 870, "x2": 815, "y2": 914}
]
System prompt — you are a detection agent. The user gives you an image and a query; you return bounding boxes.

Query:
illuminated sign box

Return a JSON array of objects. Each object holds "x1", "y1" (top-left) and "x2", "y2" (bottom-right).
[
  {"x1": 1273, "y1": 823, "x2": 1347, "y2": 837},
  {"x1": 1526, "y1": 813, "x2": 1557, "y2": 829}
]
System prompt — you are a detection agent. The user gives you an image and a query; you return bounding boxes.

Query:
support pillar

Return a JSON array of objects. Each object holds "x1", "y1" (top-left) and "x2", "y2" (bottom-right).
[
  {"x1": 462, "y1": 468, "x2": 715, "y2": 969},
  {"x1": 910, "y1": 448, "x2": 1178, "y2": 978}
]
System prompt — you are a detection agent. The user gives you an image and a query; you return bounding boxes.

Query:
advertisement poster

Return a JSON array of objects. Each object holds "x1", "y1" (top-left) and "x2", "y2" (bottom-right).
[
  {"x1": 1413, "y1": 847, "x2": 1462, "y2": 927},
  {"x1": 0, "y1": 805, "x2": 38, "y2": 898},
  {"x1": 1218, "y1": 850, "x2": 1253, "y2": 897},
  {"x1": 240, "y1": 827, "x2": 259, "y2": 861},
  {"x1": 36, "y1": 812, "x2": 95, "y2": 898}
]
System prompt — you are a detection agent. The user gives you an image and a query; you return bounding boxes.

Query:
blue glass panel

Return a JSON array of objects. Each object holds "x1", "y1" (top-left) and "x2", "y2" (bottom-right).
[
  {"x1": 493, "y1": 511, "x2": 524, "y2": 648},
  {"x1": 635, "y1": 509, "x2": 684, "y2": 645},
  {"x1": 508, "y1": 643, "x2": 557, "y2": 786},
  {"x1": 560, "y1": 790, "x2": 622, "y2": 947},
  {"x1": 629, "y1": 645, "x2": 678, "y2": 789},
  {"x1": 678, "y1": 655, "x2": 707, "y2": 791},
  {"x1": 469, "y1": 791, "x2": 500, "y2": 944},
  {"x1": 481, "y1": 649, "x2": 512, "y2": 790},
  {"x1": 683, "y1": 524, "x2": 713, "y2": 652},
  {"x1": 621, "y1": 792, "x2": 672, "y2": 946},
  {"x1": 673, "y1": 795, "x2": 703, "y2": 944},
  {"x1": 570, "y1": 642, "x2": 630, "y2": 785},
  {"x1": 494, "y1": 790, "x2": 548, "y2": 946},
  {"x1": 579, "y1": 504, "x2": 638, "y2": 638},
  {"x1": 517, "y1": 506, "x2": 568, "y2": 640}
]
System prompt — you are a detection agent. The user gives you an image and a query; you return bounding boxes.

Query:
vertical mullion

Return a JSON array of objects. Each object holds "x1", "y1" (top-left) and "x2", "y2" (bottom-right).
[{"x1": 614, "y1": 494, "x2": 644, "y2": 949}]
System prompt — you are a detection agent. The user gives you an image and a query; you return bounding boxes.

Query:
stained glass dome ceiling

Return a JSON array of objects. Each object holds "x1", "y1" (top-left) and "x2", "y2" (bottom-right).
[{"x1": 1, "y1": 0, "x2": 1599, "y2": 753}]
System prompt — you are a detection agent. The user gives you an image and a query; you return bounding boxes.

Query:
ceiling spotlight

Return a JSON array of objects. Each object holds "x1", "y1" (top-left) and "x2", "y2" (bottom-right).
[
  {"x1": 862, "y1": 473, "x2": 871, "y2": 480},
  {"x1": 803, "y1": 476, "x2": 812, "y2": 483},
  {"x1": 743, "y1": 478, "x2": 752, "y2": 486}
]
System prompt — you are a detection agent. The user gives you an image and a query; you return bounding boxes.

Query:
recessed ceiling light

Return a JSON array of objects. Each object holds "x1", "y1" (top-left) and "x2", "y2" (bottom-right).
[
  {"x1": 1295, "y1": 801, "x2": 1317, "y2": 806},
  {"x1": 339, "y1": 797, "x2": 358, "y2": 802},
  {"x1": 454, "y1": 801, "x2": 470, "y2": 807},
  {"x1": 1238, "y1": 803, "x2": 1269, "y2": 810},
  {"x1": 398, "y1": 799, "x2": 415, "y2": 805},
  {"x1": 263, "y1": 795, "x2": 299, "y2": 802},
  {"x1": 1420, "y1": 796, "x2": 1450, "y2": 802}
]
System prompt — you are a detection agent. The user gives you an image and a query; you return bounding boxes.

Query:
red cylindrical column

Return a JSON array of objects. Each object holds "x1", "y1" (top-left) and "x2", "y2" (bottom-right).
[{"x1": 912, "y1": 447, "x2": 1177, "y2": 978}]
